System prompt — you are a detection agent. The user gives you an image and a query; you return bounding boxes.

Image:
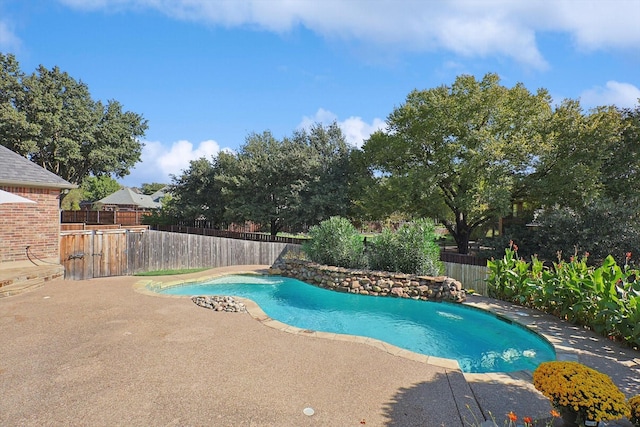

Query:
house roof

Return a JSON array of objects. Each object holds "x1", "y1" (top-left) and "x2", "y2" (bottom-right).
[
  {"x1": 148, "y1": 186, "x2": 168, "y2": 203},
  {"x1": 0, "y1": 145, "x2": 76, "y2": 189},
  {"x1": 96, "y1": 187, "x2": 161, "y2": 209}
]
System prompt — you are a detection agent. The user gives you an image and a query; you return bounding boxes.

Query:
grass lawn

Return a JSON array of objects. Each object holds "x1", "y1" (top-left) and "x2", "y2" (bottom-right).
[{"x1": 134, "y1": 268, "x2": 210, "y2": 276}]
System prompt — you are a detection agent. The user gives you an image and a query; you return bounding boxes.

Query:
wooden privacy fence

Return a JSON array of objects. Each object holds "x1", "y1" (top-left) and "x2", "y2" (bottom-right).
[
  {"x1": 60, "y1": 229, "x2": 294, "y2": 280},
  {"x1": 440, "y1": 251, "x2": 489, "y2": 294},
  {"x1": 152, "y1": 225, "x2": 307, "y2": 244},
  {"x1": 61, "y1": 210, "x2": 151, "y2": 226},
  {"x1": 60, "y1": 227, "x2": 491, "y2": 292},
  {"x1": 443, "y1": 262, "x2": 489, "y2": 295}
]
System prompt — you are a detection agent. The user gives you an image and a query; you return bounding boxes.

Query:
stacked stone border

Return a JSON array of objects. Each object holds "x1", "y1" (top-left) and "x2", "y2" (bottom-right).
[{"x1": 270, "y1": 258, "x2": 466, "y2": 303}]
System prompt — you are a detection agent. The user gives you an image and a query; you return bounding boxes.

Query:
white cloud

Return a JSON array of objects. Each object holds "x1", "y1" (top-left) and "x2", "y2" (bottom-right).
[
  {"x1": 120, "y1": 139, "x2": 221, "y2": 186},
  {"x1": 299, "y1": 108, "x2": 338, "y2": 129},
  {"x1": 299, "y1": 108, "x2": 386, "y2": 149},
  {"x1": 339, "y1": 116, "x2": 387, "y2": 149},
  {"x1": 547, "y1": 1, "x2": 640, "y2": 51},
  {"x1": 580, "y1": 81, "x2": 640, "y2": 109},
  {"x1": 156, "y1": 139, "x2": 220, "y2": 175},
  {"x1": 0, "y1": 20, "x2": 21, "y2": 50},
  {"x1": 56, "y1": 0, "x2": 640, "y2": 69}
]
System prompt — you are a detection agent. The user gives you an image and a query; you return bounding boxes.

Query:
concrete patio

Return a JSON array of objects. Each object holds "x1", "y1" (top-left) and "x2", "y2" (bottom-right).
[{"x1": 1, "y1": 266, "x2": 638, "y2": 426}]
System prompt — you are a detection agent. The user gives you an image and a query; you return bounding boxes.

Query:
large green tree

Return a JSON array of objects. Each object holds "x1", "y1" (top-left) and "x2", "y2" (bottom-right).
[
  {"x1": 524, "y1": 100, "x2": 625, "y2": 210},
  {"x1": 363, "y1": 73, "x2": 552, "y2": 254},
  {"x1": 484, "y1": 102, "x2": 633, "y2": 261},
  {"x1": 292, "y1": 122, "x2": 354, "y2": 225},
  {"x1": 220, "y1": 131, "x2": 312, "y2": 235},
  {"x1": 140, "y1": 182, "x2": 166, "y2": 195},
  {"x1": 60, "y1": 175, "x2": 121, "y2": 210},
  {"x1": 167, "y1": 154, "x2": 232, "y2": 227},
  {"x1": 0, "y1": 54, "x2": 36, "y2": 147},
  {"x1": 600, "y1": 104, "x2": 640, "y2": 201},
  {"x1": 82, "y1": 175, "x2": 121, "y2": 202},
  {"x1": 218, "y1": 124, "x2": 360, "y2": 235},
  {"x1": 0, "y1": 53, "x2": 147, "y2": 184}
]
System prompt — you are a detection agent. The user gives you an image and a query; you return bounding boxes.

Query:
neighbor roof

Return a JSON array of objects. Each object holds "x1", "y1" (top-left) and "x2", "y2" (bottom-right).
[
  {"x1": 0, "y1": 145, "x2": 76, "y2": 189},
  {"x1": 148, "y1": 186, "x2": 168, "y2": 203},
  {"x1": 95, "y1": 187, "x2": 161, "y2": 209}
]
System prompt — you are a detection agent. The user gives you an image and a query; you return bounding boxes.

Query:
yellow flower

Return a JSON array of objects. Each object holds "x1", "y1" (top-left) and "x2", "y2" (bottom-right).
[
  {"x1": 532, "y1": 361, "x2": 630, "y2": 422},
  {"x1": 628, "y1": 395, "x2": 640, "y2": 426}
]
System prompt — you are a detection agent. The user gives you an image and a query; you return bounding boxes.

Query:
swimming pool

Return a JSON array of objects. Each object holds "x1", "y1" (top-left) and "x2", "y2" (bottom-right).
[{"x1": 156, "y1": 274, "x2": 556, "y2": 373}]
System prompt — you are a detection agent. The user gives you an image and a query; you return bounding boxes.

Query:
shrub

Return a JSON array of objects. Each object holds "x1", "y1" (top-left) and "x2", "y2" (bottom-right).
[
  {"x1": 368, "y1": 219, "x2": 444, "y2": 276},
  {"x1": 481, "y1": 198, "x2": 640, "y2": 266},
  {"x1": 522, "y1": 200, "x2": 640, "y2": 265},
  {"x1": 366, "y1": 227, "x2": 396, "y2": 272},
  {"x1": 302, "y1": 216, "x2": 366, "y2": 269}
]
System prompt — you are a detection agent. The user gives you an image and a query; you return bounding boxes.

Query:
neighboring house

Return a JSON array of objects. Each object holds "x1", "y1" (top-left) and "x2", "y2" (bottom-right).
[
  {"x1": 93, "y1": 187, "x2": 163, "y2": 211},
  {"x1": 59, "y1": 187, "x2": 166, "y2": 227},
  {"x1": 0, "y1": 145, "x2": 76, "y2": 267},
  {"x1": 148, "y1": 187, "x2": 167, "y2": 206}
]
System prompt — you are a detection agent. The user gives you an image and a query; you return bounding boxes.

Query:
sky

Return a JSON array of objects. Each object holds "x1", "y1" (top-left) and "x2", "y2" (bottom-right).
[{"x1": 1, "y1": 0, "x2": 639, "y2": 187}]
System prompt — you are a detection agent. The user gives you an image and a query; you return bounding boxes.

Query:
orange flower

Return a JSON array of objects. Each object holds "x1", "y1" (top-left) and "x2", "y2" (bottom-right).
[
  {"x1": 550, "y1": 409, "x2": 560, "y2": 418},
  {"x1": 626, "y1": 252, "x2": 632, "y2": 260},
  {"x1": 523, "y1": 416, "x2": 532, "y2": 424},
  {"x1": 507, "y1": 411, "x2": 517, "y2": 422}
]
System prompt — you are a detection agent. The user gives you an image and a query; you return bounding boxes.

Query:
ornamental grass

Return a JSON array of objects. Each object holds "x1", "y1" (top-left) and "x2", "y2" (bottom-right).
[{"x1": 532, "y1": 361, "x2": 630, "y2": 423}]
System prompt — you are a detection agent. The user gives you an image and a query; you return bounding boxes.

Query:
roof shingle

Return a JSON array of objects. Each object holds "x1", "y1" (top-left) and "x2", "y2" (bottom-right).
[
  {"x1": 0, "y1": 145, "x2": 76, "y2": 189},
  {"x1": 96, "y1": 187, "x2": 161, "y2": 209}
]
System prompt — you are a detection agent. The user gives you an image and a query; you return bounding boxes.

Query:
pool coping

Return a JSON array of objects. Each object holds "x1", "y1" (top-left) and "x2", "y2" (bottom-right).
[{"x1": 133, "y1": 267, "x2": 557, "y2": 375}]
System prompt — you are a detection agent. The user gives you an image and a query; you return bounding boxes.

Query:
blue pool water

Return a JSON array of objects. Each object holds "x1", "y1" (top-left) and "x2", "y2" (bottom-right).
[{"x1": 157, "y1": 275, "x2": 555, "y2": 373}]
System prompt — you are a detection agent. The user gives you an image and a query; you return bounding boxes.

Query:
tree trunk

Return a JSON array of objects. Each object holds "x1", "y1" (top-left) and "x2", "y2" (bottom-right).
[
  {"x1": 455, "y1": 213, "x2": 471, "y2": 254},
  {"x1": 455, "y1": 230, "x2": 470, "y2": 254},
  {"x1": 270, "y1": 218, "x2": 280, "y2": 236}
]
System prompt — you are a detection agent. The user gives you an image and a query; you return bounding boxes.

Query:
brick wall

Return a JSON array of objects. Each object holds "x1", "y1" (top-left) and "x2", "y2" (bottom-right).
[{"x1": 0, "y1": 186, "x2": 61, "y2": 265}]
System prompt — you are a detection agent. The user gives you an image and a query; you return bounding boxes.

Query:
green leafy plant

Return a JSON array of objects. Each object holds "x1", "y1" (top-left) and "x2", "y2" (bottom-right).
[
  {"x1": 302, "y1": 216, "x2": 366, "y2": 269},
  {"x1": 367, "y1": 219, "x2": 444, "y2": 276},
  {"x1": 486, "y1": 246, "x2": 640, "y2": 348},
  {"x1": 366, "y1": 227, "x2": 396, "y2": 272},
  {"x1": 486, "y1": 242, "x2": 542, "y2": 306}
]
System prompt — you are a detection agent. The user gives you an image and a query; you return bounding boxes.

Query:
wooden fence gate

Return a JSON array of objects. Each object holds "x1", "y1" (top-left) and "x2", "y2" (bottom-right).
[{"x1": 60, "y1": 229, "x2": 141, "y2": 280}]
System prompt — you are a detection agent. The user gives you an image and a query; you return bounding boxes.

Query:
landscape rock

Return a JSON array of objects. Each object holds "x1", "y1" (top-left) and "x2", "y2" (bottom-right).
[
  {"x1": 271, "y1": 258, "x2": 466, "y2": 303},
  {"x1": 191, "y1": 296, "x2": 247, "y2": 313}
]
